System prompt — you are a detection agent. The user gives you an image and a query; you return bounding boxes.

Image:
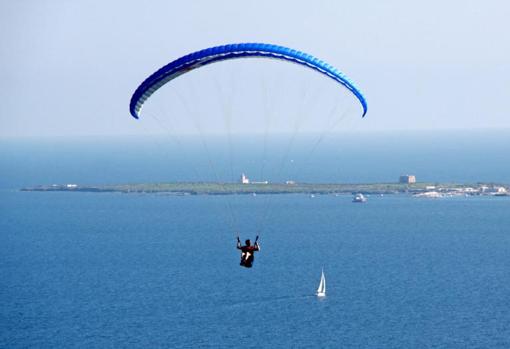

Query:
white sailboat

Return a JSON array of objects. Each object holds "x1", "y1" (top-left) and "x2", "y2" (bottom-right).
[{"x1": 316, "y1": 269, "x2": 326, "y2": 297}]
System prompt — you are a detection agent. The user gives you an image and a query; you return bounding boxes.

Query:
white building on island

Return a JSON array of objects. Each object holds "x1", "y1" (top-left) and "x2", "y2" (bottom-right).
[{"x1": 240, "y1": 173, "x2": 250, "y2": 184}]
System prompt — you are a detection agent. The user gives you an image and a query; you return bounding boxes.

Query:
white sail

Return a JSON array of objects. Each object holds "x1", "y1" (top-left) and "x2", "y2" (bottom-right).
[{"x1": 316, "y1": 269, "x2": 326, "y2": 297}]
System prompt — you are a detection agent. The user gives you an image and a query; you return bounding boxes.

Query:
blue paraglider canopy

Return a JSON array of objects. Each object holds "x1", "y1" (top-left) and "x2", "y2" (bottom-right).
[{"x1": 129, "y1": 43, "x2": 367, "y2": 119}]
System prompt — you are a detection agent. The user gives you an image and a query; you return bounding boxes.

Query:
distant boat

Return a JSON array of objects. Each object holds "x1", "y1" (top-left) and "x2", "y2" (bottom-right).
[
  {"x1": 352, "y1": 193, "x2": 367, "y2": 203},
  {"x1": 316, "y1": 269, "x2": 326, "y2": 297}
]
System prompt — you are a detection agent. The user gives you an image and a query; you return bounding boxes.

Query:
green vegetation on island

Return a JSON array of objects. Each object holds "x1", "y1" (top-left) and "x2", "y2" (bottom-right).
[{"x1": 21, "y1": 182, "x2": 509, "y2": 196}]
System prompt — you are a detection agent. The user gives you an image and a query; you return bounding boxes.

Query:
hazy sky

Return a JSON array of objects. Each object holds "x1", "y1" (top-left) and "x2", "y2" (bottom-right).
[{"x1": 1, "y1": 0, "x2": 509, "y2": 138}]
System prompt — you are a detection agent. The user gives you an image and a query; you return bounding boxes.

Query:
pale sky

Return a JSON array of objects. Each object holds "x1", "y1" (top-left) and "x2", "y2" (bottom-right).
[{"x1": 1, "y1": 0, "x2": 509, "y2": 138}]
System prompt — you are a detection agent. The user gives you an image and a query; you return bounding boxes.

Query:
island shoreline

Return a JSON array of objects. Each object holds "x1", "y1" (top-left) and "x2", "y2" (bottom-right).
[{"x1": 20, "y1": 182, "x2": 510, "y2": 197}]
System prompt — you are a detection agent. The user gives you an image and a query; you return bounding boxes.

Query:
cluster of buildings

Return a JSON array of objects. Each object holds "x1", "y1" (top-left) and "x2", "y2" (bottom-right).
[
  {"x1": 414, "y1": 184, "x2": 508, "y2": 199},
  {"x1": 414, "y1": 185, "x2": 508, "y2": 198},
  {"x1": 399, "y1": 174, "x2": 509, "y2": 197}
]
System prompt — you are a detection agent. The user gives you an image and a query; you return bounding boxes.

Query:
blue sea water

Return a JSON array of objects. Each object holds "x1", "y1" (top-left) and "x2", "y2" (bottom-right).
[{"x1": 1, "y1": 131, "x2": 510, "y2": 348}]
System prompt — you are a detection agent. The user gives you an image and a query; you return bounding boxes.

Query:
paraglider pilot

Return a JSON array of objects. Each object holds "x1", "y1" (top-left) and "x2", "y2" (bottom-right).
[{"x1": 237, "y1": 235, "x2": 260, "y2": 268}]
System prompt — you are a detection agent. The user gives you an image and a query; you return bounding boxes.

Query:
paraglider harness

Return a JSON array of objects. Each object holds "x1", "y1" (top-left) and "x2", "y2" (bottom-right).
[{"x1": 237, "y1": 235, "x2": 260, "y2": 268}]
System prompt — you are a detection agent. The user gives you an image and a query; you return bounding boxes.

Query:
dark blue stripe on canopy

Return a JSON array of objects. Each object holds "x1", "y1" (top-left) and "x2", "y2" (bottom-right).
[{"x1": 129, "y1": 43, "x2": 367, "y2": 119}]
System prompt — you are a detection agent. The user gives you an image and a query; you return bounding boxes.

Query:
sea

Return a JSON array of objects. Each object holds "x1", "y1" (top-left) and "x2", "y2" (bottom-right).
[{"x1": 1, "y1": 130, "x2": 510, "y2": 348}]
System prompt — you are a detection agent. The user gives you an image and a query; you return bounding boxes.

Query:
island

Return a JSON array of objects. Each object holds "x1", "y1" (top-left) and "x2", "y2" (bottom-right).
[{"x1": 21, "y1": 182, "x2": 509, "y2": 197}]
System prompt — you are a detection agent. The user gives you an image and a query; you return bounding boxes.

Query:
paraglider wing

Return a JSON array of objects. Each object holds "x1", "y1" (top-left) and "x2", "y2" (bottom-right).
[{"x1": 129, "y1": 43, "x2": 367, "y2": 119}]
